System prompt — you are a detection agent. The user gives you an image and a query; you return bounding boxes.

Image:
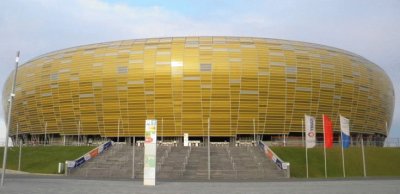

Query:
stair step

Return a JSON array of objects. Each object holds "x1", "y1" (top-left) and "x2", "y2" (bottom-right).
[{"x1": 69, "y1": 144, "x2": 286, "y2": 180}]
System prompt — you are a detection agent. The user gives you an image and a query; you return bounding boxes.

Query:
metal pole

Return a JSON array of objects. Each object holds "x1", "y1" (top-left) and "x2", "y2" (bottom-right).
[
  {"x1": 78, "y1": 121, "x2": 81, "y2": 146},
  {"x1": 1, "y1": 51, "x2": 20, "y2": 187},
  {"x1": 385, "y1": 122, "x2": 389, "y2": 147},
  {"x1": 323, "y1": 115, "x2": 327, "y2": 179},
  {"x1": 18, "y1": 140, "x2": 22, "y2": 171},
  {"x1": 16, "y1": 123, "x2": 19, "y2": 147},
  {"x1": 385, "y1": 122, "x2": 389, "y2": 137},
  {"x1": 361, "y1": 137, "x2": 367, "y2": 177},
  {"x1": 44, "y1": 122, "x2": 47, "y2": 146},
  {"x1": 63, "y1": 135, "x2": 66, "y2": 146},
  {"x1": 306, "y1": 146, "x2": 309, "y2": 178},
  {"x1": 305, "y1": 120, "x2": 309, "y2": 179},
  {"x1": 302, "y1": 119, "x2": 304, "y2": 147},
  {"x1": 117, "y1": 119, "x2": 120, "y2": 143},
  {"x1": 162, "y1": 118, "x2": 164, "y2": 143},
  {"x1": 253, "y1": 118, "x2": 256, "y2": 145},
  {"x1": 132, "y1": 136, "x2": 135, "y2": 179},
  {"x1": 341, "y1": 132, "x2": 346, "y2": 178},
  {"x1": 283, "y1": 133, "x2": 286, "y2": 147},
  {"x1": 208, "y1": 117, "x2": 210, "y2": 180}
]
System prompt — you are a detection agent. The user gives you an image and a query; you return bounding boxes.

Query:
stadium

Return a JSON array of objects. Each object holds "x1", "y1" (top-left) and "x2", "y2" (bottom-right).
[{"x1": 2, "y1": 36, "x2": 395, "y2": 145}]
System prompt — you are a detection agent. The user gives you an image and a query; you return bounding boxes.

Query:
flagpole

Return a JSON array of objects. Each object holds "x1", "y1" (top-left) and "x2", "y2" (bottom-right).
[
  {"x1": 208, "y1": 117, "x2": 210, "y2": 180},
  {"x1": 323, "y1": 115, "x2": 327, "y2": 179},
  {"x1": 253, "y1": 118, "x2": 256, "y2": 145},
  {"x1": 385, "y1": 121, "x2": 389, "y2": 147},
  {"x1": 44, "y1": 122, "x2": 47, "y2": 146},
  {"x1": 16, "y1": 123, "x2": 19, "y2": 147},
  {"x1": 304, "y1": 116, "x2": 309, "y2": 178},
  {"x1": 78, "y1": 120, "x2": 81, "y2": 146},
  {"x1": 302, "y1": 119, "x2": 304, "y2": 147},
  {"x1": 361, "y1": 136, "x2": 366, "y2": 177},
  {"x1": 340, "y1": 129, "x2": 346, "y2": 178},
  {"x1": 283, "y1": 133, "x2": 286, "y2": 147},
  {"x1": 132, "y1": 136, "x2": 135, "y2": 179},
  {"x1": 117, "y1": 118, "x2": 120, "y2": 143}
]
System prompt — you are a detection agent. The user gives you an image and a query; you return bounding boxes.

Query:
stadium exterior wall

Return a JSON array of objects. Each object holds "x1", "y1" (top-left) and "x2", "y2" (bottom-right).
[{"x1": 2, "y1": 37, "x2": 395, "y2": 140}]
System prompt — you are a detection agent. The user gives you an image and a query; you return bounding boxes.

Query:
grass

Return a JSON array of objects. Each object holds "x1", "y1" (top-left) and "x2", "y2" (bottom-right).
[
  {"x1": 271, "y1": 147, "x2": 400, "y2": 178},
  {"x1": 0, "y1": 146, "x2": 94, "y2": 174}
]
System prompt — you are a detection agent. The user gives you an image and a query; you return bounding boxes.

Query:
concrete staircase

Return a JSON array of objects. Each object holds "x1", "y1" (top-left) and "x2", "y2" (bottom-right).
[{"x1": 69, "y1": 144, "x2": 286, "y2": 180}]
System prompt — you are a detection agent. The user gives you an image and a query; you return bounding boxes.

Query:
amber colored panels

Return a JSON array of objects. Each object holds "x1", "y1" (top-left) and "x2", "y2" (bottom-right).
[{"x1": 2, "y1": 37, "x2": 395, "y2": 137}]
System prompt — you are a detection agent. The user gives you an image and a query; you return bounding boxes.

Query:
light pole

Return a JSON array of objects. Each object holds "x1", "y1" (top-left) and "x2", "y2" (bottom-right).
[{"x1": 1, "y1": 51, "x2": 20, "y2": 187}]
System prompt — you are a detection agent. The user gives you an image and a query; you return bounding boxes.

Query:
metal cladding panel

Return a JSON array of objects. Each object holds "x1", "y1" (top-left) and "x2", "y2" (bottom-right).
[{"x1": 2, "y1": 37, "x2": 395, "y2": 137}]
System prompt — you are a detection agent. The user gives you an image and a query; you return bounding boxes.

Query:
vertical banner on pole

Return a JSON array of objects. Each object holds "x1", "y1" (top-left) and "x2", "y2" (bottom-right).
[
  {"x1": 340, "y1": 115, "x2": 350, "y2": 178},
  {"x1": 183, "y1": 133, "x2": 189, "y2": 147},
  {"x1": 304, "y1": 115, "x2": 316, "y2": 179},
  {"x1": 340, "y1": 115, "x2": 351, "y2": 148},
  {"x1": 323, "y1": 114, "x2": 333, "y2": 178},
  {"x1": 305, "y1": 115, "x2": 316, "y2": 148},
  {"x1": 144, "y1": 119, "x2": 157, "y2": 186},
  {"x1": 323, "y1": 115, "x2": 333, "y2": 148}
]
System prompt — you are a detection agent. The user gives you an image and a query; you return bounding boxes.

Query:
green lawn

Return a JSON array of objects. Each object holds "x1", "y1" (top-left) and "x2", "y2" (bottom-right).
[
  {"x1": 0, "y1": 146, "x2": 94, "y2": 174},
  {"x1": 271, "y1": 147, "x2": 400, "y2": 178}
]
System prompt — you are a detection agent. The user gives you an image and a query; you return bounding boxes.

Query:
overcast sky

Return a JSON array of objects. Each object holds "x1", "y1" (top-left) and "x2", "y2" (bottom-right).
[{"x1": 0, "y1": 0, "x2": 399, "y2": 140}]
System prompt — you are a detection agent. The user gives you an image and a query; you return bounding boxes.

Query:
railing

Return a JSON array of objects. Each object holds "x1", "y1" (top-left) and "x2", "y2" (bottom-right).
[
  {"x1": 181, "y1": 147, "x2": 192, "y2": 175},
  {"x1": 258, "y1": 141, "x2": 290, "y2": 178},
  {"x1": 72, "y1": 169, "x2": 282, "y2": 180},
  {"x1": 67, "y1": 145, "x2": 289, "y2": 180}
]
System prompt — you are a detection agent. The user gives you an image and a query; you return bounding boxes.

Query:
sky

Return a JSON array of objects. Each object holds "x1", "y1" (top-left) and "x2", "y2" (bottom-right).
[{"x1": 0, "y1": 0, "x2": 399, "y2": 140}]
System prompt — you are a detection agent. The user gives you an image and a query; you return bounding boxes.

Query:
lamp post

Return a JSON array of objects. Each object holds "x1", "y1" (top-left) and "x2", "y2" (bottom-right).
[{"x1": 1, "y1": 51, "x2": 20, "y2": 187}]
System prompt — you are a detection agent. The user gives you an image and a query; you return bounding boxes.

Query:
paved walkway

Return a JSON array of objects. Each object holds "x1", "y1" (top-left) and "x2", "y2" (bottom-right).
[{"x1": 1, "y1": 176, "x2": 400, "y2": 194}]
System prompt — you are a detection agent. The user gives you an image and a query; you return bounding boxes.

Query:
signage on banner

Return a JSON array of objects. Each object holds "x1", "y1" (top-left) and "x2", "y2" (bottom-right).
[
  {"x1": 258, "y1": 141, "x2": 289, "y2": 170},
  {"x1": 144, "y1": 119, "x2": 157, "y2": 186},
  {"x1": 305, "y1": 115, "x2": 316, "y2": 148},
  {"x1": 66, "y1": 141, "x2": 113, "y2": 169}
]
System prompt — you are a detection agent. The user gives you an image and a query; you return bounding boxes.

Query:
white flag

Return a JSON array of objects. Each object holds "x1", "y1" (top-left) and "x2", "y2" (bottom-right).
[{"x1": 305, "y1": 115, "x2": 316, "y2": 148}]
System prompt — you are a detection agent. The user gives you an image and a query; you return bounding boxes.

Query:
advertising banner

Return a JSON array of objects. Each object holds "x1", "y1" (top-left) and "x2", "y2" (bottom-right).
[
  {"x1": 258, "y1": 141, "x2": 289, "y2": 170},
  {"x1": 89, "y1": 148, "x2": 99, "y2": 158},
  {"x1": 66, "y1": 141, "x2": 112, "y2": 169},
  {"x1": 144, "y1": 119, "x2": 157, "y2": 186},
  {"x1": 305, "y1": 115, "x2": 316, "y2": 148}
]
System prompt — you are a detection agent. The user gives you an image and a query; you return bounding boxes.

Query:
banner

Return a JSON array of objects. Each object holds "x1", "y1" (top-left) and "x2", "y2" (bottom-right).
[
  {"x1": 258, "y1": 141, "x2": 289, "y2": 170},
  {"x1": 305, "y1": 115, "x2": 316, "y2": 148},
  {"x1": 144, "y1": 119, "x2": 157, "y2": 186},
  {"x1": 323, "y1": 115, "x2": 333, "y2": 148},
  {"x1": 67, "y1": 141, "x2": 112, "y2": 169},
  {"x1": 184, "y1": 133, "x2": 189, "y2": 147},
  {"x1": 340, "y1": 115, "x2": 350, "y2": 148}
]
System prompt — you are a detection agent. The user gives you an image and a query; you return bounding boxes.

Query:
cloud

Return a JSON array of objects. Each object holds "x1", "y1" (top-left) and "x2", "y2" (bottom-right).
[{"x1": 0, "y1": 0, "x2": 399, "y2": 137}]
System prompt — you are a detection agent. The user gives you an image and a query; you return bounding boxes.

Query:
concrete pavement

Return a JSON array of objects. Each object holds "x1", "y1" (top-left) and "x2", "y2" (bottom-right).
[{"x1": 1, "y1": 175, "x2": 400, "y2": 194}]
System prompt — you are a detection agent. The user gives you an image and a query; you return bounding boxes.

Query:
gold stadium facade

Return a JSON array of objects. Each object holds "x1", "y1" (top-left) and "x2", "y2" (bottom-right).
[{"x1": 2, "y1": 37, "x2": 395, "y2": 143}]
